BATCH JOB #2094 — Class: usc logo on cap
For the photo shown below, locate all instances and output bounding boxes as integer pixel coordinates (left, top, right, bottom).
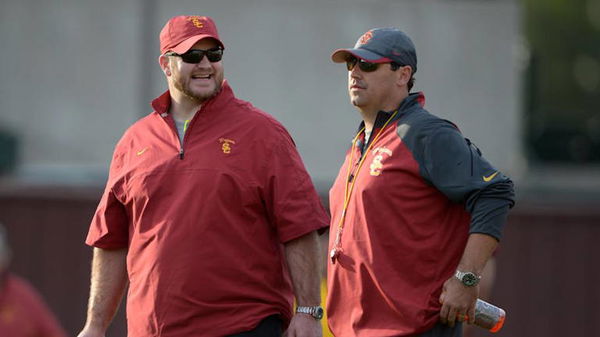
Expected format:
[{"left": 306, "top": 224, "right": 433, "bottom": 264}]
[
  {"left": 358, "top": 31, "right": 374, "bottom": 45},
  {"left": 187, "top": 16, "right": 204, "bottom": 28}
]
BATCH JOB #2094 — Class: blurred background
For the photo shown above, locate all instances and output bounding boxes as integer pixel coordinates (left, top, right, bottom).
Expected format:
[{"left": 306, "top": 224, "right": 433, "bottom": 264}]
[{"left": 0, "top": 0, "right": 598, "bottom": 336}]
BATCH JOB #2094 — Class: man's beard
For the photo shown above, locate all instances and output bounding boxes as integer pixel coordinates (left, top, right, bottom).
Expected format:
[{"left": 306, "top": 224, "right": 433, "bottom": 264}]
[{"left": 174, "top": 76, "right": 222, "bottom": 103}]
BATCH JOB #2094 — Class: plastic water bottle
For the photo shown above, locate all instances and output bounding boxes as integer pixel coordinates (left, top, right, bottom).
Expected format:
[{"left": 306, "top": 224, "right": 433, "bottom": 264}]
[{"left": 466, "top": 299, "right": 506, "bottom": 333}]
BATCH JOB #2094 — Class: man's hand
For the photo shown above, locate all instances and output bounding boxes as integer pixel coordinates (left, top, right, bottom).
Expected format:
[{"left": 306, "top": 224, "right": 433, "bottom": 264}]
[
  {"left": 284, "top": 313, "right": 322, "bottom": 337},
  {"left": 439, "top": 275, "right": 478, "bottom": 327},
  {"left": 439, "top": 233, "right": 498, "bottom": 327}
]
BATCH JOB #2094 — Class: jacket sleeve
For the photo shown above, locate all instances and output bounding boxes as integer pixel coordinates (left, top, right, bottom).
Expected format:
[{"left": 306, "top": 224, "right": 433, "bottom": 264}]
[
  {"left": 418, "top": 120, "right": 515, "bottom": 240},
  {"left": 260, "top": 122, "right": 330, "bottom": 243},
  {"left": 86, "top": 146, "right": 129, "bottom": 249}
]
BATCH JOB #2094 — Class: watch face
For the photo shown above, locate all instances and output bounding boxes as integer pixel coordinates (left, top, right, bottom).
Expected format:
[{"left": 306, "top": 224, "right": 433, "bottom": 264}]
[
  {"left": 314, "top": 307, "right": 324, "bottom": 320},
  {"left": 462, "top": 272, "right": 479, "bottom": 287}
]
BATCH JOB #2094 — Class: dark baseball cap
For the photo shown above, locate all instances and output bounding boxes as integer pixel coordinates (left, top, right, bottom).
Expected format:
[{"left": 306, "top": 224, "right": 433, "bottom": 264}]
[
  {"left": 331, "top": 28, "right": 417, "bottom": 74},
  {"left": 160, "top": 15, "right": 224, "bottom": 55}
]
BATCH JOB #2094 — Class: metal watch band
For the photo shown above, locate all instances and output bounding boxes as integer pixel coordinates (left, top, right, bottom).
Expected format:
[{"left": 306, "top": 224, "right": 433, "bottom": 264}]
[
  {"left": 455, "top": 270, "right": 482, "bottom": 287},
  {"left": 296, "top": 305, "right": 324, "bottom": 320}
]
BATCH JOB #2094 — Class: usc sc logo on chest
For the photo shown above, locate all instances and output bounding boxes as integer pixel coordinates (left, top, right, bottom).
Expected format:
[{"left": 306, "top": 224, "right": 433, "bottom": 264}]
[
  {"left": 369, "top": 147, "right": 392, "bottom": 176},
  {"left": 219, "top": 138, "right": 236, "bottom": 154}
]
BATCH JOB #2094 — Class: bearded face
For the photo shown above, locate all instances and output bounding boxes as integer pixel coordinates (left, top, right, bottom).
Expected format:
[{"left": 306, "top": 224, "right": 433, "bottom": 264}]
[{"left": 165, "top": 38, "right": 225, "bottom": 104}]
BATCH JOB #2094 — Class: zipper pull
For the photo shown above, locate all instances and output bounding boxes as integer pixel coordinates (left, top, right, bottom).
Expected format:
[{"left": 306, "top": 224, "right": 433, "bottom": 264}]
[{"left": 179, "top": 148, "right": 184, "bottom": 160}]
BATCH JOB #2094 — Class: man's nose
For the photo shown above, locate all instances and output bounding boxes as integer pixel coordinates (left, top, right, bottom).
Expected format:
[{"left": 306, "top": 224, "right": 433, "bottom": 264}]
[
  {"left": 350, "top": 66, "right": 362, "bottom": 79},
  {"left": 196, "top": 55, "right": 212, "bottom": 68}
]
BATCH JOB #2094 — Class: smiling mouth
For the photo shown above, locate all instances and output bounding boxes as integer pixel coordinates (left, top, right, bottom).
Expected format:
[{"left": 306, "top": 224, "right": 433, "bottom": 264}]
[{"left": 192, "top": 74, "right": 212, "bottom": 80}]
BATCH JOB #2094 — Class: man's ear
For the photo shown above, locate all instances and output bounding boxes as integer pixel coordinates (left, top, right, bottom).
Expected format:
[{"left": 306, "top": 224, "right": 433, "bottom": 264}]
[
  {"left": 397, "top": 65, "right": 412, "bottom": 87},
  {"left": 159, "top": 55, "right": 172, "bottom": 76}
]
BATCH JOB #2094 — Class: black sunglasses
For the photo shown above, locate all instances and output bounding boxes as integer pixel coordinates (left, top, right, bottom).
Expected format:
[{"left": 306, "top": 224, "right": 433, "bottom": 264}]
[
  {"left": 165, "top": 47, "right": 224, "bottom": 64},
  {"left": 346, "top": 56, "right": 401, "bottom": 72}
]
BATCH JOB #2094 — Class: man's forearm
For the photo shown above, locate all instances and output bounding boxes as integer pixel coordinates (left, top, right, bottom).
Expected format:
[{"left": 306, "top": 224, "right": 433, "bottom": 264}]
[
  {"left": 284, "top": 231, "right": 321, "bottom": 306},
  {"left": 439, "top": 233, "right": 499, "bottom": 326},
  {"left": 457, "top": 233, "right": 498, "bottom": 275},
  {"left": 83, "top": 247, "right": 128, "bottom": 332}
]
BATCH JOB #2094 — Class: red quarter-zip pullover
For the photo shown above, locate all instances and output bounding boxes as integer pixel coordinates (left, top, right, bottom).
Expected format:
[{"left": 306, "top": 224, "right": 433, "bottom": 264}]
[{"left": 86, "top": 81, "right": 329, "bottom": 336}]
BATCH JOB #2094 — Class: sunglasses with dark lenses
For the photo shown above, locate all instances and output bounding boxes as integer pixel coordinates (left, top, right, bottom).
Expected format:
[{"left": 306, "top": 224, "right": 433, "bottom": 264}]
[
  {"left": 165, "top": 47, "right": 223, "bottom": 64},
  {"left": 346, "top": 56, "right": 401, "bottom": 72}
]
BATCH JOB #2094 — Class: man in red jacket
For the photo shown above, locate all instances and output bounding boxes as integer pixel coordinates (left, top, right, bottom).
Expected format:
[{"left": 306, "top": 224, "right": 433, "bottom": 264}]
[
  {"left": 78, "top": 16, "right": 328, "bottom": 337},
  {"left": 326, "top": 28, "right": 515, "bottom": 336},
  {"left": 0, "top": 224, "right": 68, "bottom": 337}
]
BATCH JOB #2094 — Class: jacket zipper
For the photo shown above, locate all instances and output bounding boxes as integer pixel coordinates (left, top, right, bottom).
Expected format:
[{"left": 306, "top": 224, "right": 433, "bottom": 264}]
[
  {"left": 178, "top": 110, "right": 202, "bottom": 160},
  {"left": 159, "top": 104, "right": 204, "bottom": 160},
  {"left": 160, "top": 113, "right": 188, "bottom": 160}
]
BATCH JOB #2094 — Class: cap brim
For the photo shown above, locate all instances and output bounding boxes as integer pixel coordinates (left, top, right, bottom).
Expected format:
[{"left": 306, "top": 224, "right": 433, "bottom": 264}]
[
  {"left": 331, "top": 48, "right": 392, "bottom": 63},
  {"left": 170, "top": 34, "right": 224, "bottom": 54}
]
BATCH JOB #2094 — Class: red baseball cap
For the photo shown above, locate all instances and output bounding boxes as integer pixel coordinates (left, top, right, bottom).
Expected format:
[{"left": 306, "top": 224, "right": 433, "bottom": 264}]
[{"left": 159, "top": 15, "right": 224, "bottom": 54}]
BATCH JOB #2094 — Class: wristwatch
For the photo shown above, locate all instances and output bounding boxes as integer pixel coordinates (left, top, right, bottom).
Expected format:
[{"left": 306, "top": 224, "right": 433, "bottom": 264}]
[
  {"left": 296, "top": 305, "right": 324, "bottom": 320},
  {"left": 455, "top": 270, "right": 481, "bottom": 287}
]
